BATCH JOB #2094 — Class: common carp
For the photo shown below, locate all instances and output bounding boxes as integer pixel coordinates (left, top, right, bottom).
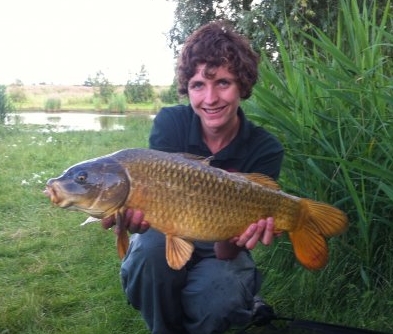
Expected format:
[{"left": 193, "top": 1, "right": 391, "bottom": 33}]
[{"left": 44, "top": 148, "right": 348, "bottom": 270}]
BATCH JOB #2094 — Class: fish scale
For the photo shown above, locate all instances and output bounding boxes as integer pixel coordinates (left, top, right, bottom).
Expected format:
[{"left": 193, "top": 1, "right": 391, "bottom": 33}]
[{"left": 44, "top": 148, "right": 348, "bottom": 270}]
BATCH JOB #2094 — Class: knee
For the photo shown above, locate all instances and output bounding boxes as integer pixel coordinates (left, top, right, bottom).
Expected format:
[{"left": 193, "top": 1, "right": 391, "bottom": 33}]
[
  {"left": 120, "top": 232, "right": 167, "bottom": 285},
  {"left": 183, "top": 297, "right": 251, "bottom": 334}
]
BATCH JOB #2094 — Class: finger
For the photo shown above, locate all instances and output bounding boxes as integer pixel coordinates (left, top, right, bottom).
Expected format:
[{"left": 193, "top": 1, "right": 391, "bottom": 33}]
[
  {"left": 245, "top": 220, "right": 266, "bottom": 249},
  {"left": 229, "top": 236, "right": 239, "bottom": 244},
  {"left": 101, "top": 216, "right": 115, "bottom": 229},
  {"left": 131, "top": 209, "right": 145, "bottom": 224},
  {"left": 138, "top": 220, "right": 150, "bottom": 234},
  {"left": 260, "top": 217, "right": 275, "bottom": 245},
  {"left": 126, "top": 209, "right": 149, "bottom": 233},
  {"left": 235, "top": 223, "right": 258, "bottom": 248}
]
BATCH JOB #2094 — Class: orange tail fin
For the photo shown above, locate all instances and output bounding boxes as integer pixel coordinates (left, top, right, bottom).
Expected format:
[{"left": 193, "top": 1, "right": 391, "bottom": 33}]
[{"left": 289, "top": 199, "right": 348, "bottom": 270}]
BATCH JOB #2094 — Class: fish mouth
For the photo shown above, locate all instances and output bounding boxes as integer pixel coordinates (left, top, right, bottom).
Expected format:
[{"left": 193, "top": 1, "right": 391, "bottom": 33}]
[
  {"left": 43, "top": 186, "right": 58, "bottom": 203},
  {"left": 44, "top": 185, "right": 113, "bottom": 217},
  {"left": 43, "top": 185, "right": 72, "bottom": 208}
]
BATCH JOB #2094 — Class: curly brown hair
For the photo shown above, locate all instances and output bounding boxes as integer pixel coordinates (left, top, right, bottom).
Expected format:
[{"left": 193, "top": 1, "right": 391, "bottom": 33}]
[{"left": 177, "top": 21, "right": 259, "bottom": 99}]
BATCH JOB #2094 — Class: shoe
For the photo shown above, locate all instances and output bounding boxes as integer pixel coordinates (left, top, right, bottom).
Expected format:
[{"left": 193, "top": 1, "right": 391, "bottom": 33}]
[{"left": 252, "top": 296, "right": 277, "bottom": 325}]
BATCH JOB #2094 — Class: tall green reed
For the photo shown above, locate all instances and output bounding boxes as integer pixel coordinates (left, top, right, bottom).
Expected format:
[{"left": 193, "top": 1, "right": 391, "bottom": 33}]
[
  {"left": 244, "top": 0, "right": 393, "bottom": 293},
  {"left": 108, "top": 93, "right": 127, "bottom": 113}
]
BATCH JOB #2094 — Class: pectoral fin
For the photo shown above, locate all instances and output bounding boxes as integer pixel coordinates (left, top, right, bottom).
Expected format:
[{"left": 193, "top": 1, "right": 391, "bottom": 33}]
[
  {"left": 165, "top": 235, "right": 194, "bottom": 270},
  {"left": 80, "top": 216, "right": 101, "bottom": 226},
  {"left": 115, "top": 211, "right": 129, "bottom": 259},
  {"left": 117, "top": 229, "right": 130, "bottom": 259}
]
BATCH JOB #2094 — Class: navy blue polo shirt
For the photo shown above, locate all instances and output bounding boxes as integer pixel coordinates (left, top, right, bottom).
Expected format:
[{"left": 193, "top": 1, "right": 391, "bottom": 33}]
[{"left": 149, "top": 104, "right": 284, "bottom": 180}]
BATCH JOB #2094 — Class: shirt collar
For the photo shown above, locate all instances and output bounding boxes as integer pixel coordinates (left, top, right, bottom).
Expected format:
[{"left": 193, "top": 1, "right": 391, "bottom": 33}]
[{"left": 188, "top": 106, "right": 252, "bottom": 160}]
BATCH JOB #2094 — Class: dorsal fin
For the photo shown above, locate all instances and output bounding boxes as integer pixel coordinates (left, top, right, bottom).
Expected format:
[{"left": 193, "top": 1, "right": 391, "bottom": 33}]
[
  {"left": 165, "top": 235, "right": 194, "bottom": 270},
  {"left": 180, "top": 153, "right": 213, "bottom": 166},
  {"left": 236, "top": 173, "right": 280, "bottom": 190}
]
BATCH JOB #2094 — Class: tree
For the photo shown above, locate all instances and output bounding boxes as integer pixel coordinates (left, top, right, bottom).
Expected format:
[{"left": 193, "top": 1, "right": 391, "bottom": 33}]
[
  {"left": 160, "top": 79, "right": 179, "bottom": 104},
  {"left": 85, "top": 71, "right": 115, "bottom": 103},
  {"left": 124, "top": 65, "right": 154, "bottom": 103},
  {"left": 168, "top": 0, "right": 392, "bottom": 57},
  {"left": 0, "top": 85, "right": 13, "bottom": 124},
  {"left": 168, "top": 0, "right": 240, "bottom": 55}
]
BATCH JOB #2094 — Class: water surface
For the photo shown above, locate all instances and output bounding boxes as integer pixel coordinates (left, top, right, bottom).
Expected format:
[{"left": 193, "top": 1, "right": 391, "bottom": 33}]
[{"left": 6, "top": 112, "right": 130, "bottom": 132}]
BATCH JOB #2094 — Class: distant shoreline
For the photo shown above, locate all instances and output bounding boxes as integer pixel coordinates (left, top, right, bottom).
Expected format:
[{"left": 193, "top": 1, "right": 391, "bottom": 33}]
[{"left": 6, "top": 84, "right": 171, "bottom": 113}]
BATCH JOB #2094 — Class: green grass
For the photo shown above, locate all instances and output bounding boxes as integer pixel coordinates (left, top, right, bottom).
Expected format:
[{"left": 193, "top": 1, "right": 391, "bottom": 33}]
[{"left": 0, "top": 118, "right": 152, "bottom": 334}]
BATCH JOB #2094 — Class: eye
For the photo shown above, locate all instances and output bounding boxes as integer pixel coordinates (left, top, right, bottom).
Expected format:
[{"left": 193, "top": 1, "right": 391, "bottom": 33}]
[
  {"left": 188, "top": 81, "right": 204, "bottom": 91},
  {"left": 217, "top": 79, "right": 231, "bottom": 88},
  {"left": 75, "top": 171, "right": 88, "bottom": 184}
]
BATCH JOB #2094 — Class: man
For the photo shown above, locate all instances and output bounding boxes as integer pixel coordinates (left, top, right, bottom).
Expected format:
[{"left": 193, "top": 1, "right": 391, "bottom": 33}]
[{"left": 104, "top": 21, "right": 284, "bottom": 334}]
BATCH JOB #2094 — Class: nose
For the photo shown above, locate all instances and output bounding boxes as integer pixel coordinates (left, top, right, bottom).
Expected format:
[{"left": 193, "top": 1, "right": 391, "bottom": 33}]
[{"left": 204, "top": 86, "right": 219, "bottom": 105}]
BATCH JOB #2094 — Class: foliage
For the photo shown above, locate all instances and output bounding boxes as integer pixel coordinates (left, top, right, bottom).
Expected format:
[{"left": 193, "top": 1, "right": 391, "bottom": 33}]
[
  {"left": 85, "top": 70, "right": 115, "bottom": 103},
  {"left": 243, "top": 0, "right": 393, "bottom": 329},
  {"left": 0, "top": 85, "right": 13, "bottom": 123},
  {"left": 159, "top": 80, "right": 179, "bottom": 104},
  {"left": 124, "top": 65, "right": 154, "bottom": 103},
  {"left": 108, "top": 93, "right": 127, "bottom": 113},
  {"left": 169, "top": 0, "right": 392, "bottom": 56},
  {"left": 44, "top": 97, "right": 61, "bottom": 112},
  {"left": 168, "top": 0, "right": 232, "bottom": 55}
]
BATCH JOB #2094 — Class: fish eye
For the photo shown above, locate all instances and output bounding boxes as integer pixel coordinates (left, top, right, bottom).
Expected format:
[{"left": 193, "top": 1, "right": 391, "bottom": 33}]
[{"left": 75, "top": 171, "right": 88, "bottom": 184}]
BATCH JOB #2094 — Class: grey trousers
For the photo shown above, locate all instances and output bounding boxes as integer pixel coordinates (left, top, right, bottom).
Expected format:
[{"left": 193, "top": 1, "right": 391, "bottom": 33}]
[{"left": 120, "top": 229, "right": 261, "bottom": 334}]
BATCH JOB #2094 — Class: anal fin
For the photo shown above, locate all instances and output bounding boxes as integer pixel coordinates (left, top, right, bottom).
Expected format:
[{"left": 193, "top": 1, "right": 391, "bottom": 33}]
[{"left": 166, "top": 235, "right": 194, "bottom": 270}]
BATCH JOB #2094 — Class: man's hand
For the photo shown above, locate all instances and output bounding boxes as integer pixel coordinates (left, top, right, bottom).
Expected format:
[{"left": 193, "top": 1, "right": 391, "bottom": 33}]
[
  {"left": 101, "top": 209, "right": 150, "bottom": 234},
  {"left": 233, "top": 217, "right": 275, "bottom": 249},
  {"left": 214, "top": 217, "right": 278, "bottom": 260}
]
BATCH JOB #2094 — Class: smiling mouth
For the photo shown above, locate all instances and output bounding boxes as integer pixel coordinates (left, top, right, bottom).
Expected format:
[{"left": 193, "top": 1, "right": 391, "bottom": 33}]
[{"left": 203, "top": 106, "right": 225, "bottom": 114}]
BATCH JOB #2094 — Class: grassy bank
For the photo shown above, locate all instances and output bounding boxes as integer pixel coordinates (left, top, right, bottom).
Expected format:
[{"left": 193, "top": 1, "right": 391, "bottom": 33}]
[
  {"left": 1, "top": 120, "right": 392, "bottom": 333},
  {"left": 0, "top": 118, "right": 153, "bottom": 333}
]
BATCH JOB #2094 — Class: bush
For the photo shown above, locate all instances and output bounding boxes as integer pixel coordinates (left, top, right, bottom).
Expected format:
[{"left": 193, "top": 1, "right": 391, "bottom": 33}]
[
  {"left": 0, "top": 85, "right": 13, "bottom": 123},
  {"left": 86, "top": 71, "right": 115, "bottom": 103},
  {"left": 44, "top": 97, "right": 61, "bottom": 112},
  {"left": 108, "top": 93, "right": 127, "bottom": 113},
  {"left": 159, "top": 81, "right": 179, "bottom": 104},
  {"left": 124, "top": 65, "right": 155, "bottom": 103}
]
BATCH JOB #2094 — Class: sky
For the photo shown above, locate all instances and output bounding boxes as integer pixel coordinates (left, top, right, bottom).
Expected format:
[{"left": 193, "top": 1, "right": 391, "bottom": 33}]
[{"left": 0, "top": 0, "right": 176, "bottom": 86}]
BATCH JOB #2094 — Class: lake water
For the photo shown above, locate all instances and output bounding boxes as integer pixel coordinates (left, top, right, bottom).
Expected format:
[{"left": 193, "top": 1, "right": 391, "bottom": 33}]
[{"left": 5, "top": 112, "right": 142, "bottom": 132}]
